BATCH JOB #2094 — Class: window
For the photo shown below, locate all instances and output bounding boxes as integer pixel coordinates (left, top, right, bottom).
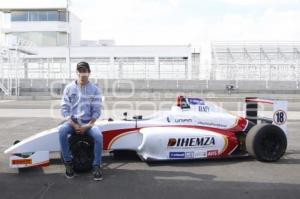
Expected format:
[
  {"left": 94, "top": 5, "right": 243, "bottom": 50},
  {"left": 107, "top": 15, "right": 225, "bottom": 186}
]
[
  {"left": 57, "top": 32, "right": 67, "bottom": 46},
  {"left": 8, "top": 31, "right": 68, "bottom": 46},
  {"left": 30, "top": 11, "right": 39, "bottom": 21},
  {"left": 11, "top": 11, "right": 28, "bottom": 21},
  {"left": 38, "top": 11, "right": 47, "bottom": 21},
  {"left": 47, "top": 11, "right": 58, "bottom": 21},
  {"left": 11, "top": 10, "right": 68, "bottom": 22},
  {"left": 58, "top": 11, "right": 67, "bottom": 21},
  {"left": 42, "top": 32, "right": 56, "bottom": 46}
]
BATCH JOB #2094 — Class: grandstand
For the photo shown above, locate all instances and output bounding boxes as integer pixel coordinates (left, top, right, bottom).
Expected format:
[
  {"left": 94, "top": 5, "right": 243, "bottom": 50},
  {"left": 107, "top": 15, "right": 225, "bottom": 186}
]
[{"left": 211, "top": 41, "right": 300, "bottom": 81}]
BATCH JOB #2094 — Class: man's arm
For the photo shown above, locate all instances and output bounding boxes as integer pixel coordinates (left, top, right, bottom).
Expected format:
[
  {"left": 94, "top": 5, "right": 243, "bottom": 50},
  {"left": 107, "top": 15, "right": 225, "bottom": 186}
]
[
  {"left": 61, "top": 86, "right": 80, "bottom": 130},
  {"left": 91, "top": 87, "right": 102, "bottom": 121},
  {"left": 86, "top": 118, "right": 97, "bottom": 127},
  {"left": 61, "top": 86, "right": 71, "bottom": 119}
]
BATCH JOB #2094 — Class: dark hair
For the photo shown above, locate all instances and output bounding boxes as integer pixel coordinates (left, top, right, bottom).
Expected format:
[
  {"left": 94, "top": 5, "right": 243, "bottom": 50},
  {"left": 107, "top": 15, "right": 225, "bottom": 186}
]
[{"left": 76, "top": 62, "right": 91, "bottom": 73}]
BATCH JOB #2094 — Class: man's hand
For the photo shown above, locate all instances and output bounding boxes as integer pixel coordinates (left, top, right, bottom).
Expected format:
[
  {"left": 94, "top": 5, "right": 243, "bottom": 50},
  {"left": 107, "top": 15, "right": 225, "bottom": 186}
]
[
  {"left": 68, "top": 118, "right": 96, "bottom": 134},
  {"left": 76, "top": 119, "right": 96, "bottom": 134},
  {"left": 77, "top": 124, "right": 92, "bottom": 134},
  {"left": 68, "top": 118, "right": 82, "bottom": 134}
]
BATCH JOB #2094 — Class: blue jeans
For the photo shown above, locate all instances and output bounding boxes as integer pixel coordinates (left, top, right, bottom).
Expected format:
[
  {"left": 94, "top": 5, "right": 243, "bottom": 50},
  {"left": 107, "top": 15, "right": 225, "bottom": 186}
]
[{"left": 59, "top": 122, "right": 103, "bottom": 166}]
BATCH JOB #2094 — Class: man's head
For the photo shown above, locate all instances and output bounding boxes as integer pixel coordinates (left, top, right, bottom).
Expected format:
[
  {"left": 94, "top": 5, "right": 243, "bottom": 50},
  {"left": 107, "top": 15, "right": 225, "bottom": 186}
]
[{"left": 76, "top": 62, "right": 91, "bottom": 85}]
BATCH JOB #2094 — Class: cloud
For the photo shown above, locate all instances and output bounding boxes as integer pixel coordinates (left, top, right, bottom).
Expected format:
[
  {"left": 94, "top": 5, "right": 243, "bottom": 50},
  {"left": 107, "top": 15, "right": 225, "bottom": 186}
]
[
  {"left": 70, "top": 0, "right": 181, "bottom": 42},
  {"left": 2, "top": 0, "right": 300, "bottom": 44},
  {"left": 168, "top": 0, "right": 181, "bottom": 7},
  {"left": 76, "top": 1, "right": 300, "bottom": 45},
  {"left": 0, "top": 0, "right": 66, "bottom": 9},
  {"left": 218, "top": 0, "right": 300, "bottom": 6},
  {"left": 209, "top": 9, "right": 300, "bottom": 41}
]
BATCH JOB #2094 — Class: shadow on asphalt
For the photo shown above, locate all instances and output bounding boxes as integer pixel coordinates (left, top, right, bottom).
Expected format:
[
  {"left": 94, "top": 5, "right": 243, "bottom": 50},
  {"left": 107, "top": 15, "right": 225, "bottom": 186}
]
[{"left": 45, "top": 150, "right": 300, "bottom": 168}]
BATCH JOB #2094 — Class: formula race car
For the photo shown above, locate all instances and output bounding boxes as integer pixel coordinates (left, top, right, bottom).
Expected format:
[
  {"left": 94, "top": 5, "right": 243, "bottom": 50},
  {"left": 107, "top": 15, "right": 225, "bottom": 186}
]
[{"left": 4, "top": 96, "right": 288, "bottom": 172}]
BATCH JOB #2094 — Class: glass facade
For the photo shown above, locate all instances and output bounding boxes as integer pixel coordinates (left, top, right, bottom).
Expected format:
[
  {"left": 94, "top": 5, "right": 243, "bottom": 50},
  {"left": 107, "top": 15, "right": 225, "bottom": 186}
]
[
  {"left": 7, "top": 32, "right": 67, "bottom": 46},
  {"left": 11, "top": 10, "right": 68, "bottom": 22},
  {"left": 11, "top": 11, "right": 28, "bottom": 21}
]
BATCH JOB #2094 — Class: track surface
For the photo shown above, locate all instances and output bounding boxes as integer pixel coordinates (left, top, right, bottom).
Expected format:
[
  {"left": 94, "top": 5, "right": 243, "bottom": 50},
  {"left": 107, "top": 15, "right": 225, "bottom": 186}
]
[{"left": 0, "top": 100, "right": 299, "bottom": 199}]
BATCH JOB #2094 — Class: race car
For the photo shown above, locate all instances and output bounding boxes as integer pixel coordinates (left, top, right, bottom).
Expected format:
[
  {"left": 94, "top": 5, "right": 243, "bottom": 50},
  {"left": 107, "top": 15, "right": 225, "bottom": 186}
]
[{"left": 4, "top": 96, "right": 288, "bottom": 172}]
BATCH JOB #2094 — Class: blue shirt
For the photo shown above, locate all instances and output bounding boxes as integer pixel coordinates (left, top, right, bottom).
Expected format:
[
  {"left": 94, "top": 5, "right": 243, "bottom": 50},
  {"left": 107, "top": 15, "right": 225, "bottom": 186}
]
[{"left": 61, "top": 81, "right": 102, "bottom": 124}]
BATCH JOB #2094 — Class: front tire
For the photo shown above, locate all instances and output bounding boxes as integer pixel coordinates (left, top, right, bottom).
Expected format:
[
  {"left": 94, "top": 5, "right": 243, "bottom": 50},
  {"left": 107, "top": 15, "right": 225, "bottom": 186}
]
[
  {"left": 69, "top": 134, "right": 94, "bottom": 172},
  {"left": 246, "top": 124, "right": 287, "bottom": 162}
]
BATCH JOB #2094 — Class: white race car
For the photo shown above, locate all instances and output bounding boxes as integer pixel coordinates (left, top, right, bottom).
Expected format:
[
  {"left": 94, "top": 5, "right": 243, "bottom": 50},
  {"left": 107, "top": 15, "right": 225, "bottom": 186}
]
[{"left": 4, "top": 96, "right": 288, "bottom": 172}]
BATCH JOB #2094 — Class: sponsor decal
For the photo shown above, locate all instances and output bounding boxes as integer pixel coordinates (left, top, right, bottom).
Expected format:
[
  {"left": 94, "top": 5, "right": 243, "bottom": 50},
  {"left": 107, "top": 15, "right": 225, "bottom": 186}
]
[
  {"left": 12, "top": 159, "right": 32, "bottom": 165},
  {"left": 168, "top": 137, "right": 216, "bottom": 148},
  {"left": 185, "top": 152, "right": 194, "bottom": 158},
  {"left": 188, "top": 98, "right": 205, "bottom": 105},
  {"left": 194, "top": 151, "right": 207, "bottom": 158},
  {"left": 169, "top": 152, "right": 185, "bottom": 158},
  {"left": 197, "top": 121, "right": 227, "bottom": 128},
  {"left": 198, "top": 105, "right": 210, "bottom": 112},
  {"left": 169, "top": 152, "right": 195, "bottom": 159},
  {"left": 207, "top": 150, "right": 219, "bottom": 157},
  {"left": 168, "top": 138, "right": 177, "bottom": 146},
  {"left": 174, "top": 118, "right": 193, "bottom": 123},
  {"left": 166, "top": 117, "right": 171, "bottom": 123},
  {"left": 273, "top": 110, "right": 287, "bottom": 125}
]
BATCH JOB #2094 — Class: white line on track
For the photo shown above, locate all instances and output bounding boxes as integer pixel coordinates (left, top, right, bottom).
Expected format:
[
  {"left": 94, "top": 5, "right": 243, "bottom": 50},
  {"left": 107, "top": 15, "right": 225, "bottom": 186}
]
[{"left": 0, "top": 100, "right": 15, "bottom": 103}]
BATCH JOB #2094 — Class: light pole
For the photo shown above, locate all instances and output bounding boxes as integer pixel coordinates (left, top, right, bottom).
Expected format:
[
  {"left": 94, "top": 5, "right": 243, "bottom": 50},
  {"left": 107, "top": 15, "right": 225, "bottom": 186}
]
[{"left": 66, "top": 0, "right": 71, "bottom": 80}]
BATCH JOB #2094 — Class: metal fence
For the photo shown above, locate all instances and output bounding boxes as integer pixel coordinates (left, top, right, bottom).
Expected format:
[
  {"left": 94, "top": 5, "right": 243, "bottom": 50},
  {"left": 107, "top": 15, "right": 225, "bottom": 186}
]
[
  {"left": 211, "top": 41, "right": 300, "bottom": 81},
  {"left": 2, "top": 41, "right": 300, "bottom": 96},
  {"left": 0, "top": 56, "right": 190, "bottom": 80}
]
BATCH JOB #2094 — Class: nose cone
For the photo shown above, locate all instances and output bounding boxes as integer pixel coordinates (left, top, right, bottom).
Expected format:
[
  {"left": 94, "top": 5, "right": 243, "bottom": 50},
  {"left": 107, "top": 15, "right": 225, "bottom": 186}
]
[{"left": 4, "top": 145, "right": 16, "bottom": 154}]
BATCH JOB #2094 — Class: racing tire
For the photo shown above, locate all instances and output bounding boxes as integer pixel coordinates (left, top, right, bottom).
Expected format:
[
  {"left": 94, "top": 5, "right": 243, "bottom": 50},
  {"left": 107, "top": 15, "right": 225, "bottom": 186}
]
[
  {"left": 69, "top": 134, "right": 94, "bottom": 172},
  {"left": 246, "top": 124, "right": 287, "bottom": 162},
  {"left": 13, "top": 140, "right": 20, "bottom": 145}
]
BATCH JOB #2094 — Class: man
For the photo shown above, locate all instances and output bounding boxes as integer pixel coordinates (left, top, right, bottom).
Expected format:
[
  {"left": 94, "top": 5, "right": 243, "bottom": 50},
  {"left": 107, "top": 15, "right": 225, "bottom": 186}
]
[{"left": 59, "top": 61, "right": 103, "bottom": 181}]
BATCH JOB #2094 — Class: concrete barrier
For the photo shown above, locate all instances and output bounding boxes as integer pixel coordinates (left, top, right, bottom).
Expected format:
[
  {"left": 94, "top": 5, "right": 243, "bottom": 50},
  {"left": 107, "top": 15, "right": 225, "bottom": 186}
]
[{"left": 1, "top": 78, "right": 299, "bottom": 99}]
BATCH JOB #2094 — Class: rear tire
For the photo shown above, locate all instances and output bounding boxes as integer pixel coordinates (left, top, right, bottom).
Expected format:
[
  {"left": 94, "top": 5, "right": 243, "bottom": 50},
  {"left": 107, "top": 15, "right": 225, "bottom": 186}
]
[{"left": 246, "top": 124, "right": 287, "bottom": 162}]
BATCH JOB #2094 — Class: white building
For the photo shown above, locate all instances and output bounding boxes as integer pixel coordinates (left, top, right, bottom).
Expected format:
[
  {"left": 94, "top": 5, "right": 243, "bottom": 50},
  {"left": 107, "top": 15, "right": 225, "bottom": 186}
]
[
  {"left": 0, "top": 1, "right": 81, "bottom": 46},
  {"left": 0, "top": 2, "right": 200, "bottom": 81}
]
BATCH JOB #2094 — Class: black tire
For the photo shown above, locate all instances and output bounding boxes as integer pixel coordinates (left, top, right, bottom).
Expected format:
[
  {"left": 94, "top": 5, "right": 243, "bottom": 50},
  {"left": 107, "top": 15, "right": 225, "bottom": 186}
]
[
  {"left": 13, "top": 140, "right": 20, "bottom": 145},
  {"left": 246, "top": 124, "right": 287, "bottom": 162},
  {"left": 69, "top": 134, "right": 94, "bottom": 172}
]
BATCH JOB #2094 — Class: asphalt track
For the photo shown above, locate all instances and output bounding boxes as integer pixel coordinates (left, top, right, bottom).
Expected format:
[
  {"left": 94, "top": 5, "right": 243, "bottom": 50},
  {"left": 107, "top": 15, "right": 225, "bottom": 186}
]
[{"left": 0, "top": 100, "right": 299, "bottom": 199}]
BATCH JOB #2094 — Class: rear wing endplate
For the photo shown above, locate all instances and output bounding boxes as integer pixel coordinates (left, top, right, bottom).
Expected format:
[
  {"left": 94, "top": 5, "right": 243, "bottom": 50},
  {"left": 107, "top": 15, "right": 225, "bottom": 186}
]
[{"left": 245, "top": 97, "right": 288, "bottom": 134}]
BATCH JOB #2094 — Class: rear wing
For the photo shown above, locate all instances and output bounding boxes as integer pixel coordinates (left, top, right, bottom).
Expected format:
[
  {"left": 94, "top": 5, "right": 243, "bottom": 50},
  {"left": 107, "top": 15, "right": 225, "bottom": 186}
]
[{"left": 245, "top": 97, "right": 288, "bottom": 134}]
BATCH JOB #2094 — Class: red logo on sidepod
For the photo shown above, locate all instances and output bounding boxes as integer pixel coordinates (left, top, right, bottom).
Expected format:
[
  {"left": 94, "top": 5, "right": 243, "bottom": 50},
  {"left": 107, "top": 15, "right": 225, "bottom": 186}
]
[{"left": 207, "top": 150, "right": 218, "bottom": 157}]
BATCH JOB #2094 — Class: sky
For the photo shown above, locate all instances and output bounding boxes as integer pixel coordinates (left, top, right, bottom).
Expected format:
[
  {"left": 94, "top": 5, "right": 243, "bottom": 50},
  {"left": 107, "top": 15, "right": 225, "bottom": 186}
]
[{"left": 1, "top": 0, "right": 300, "bottom": 45}]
